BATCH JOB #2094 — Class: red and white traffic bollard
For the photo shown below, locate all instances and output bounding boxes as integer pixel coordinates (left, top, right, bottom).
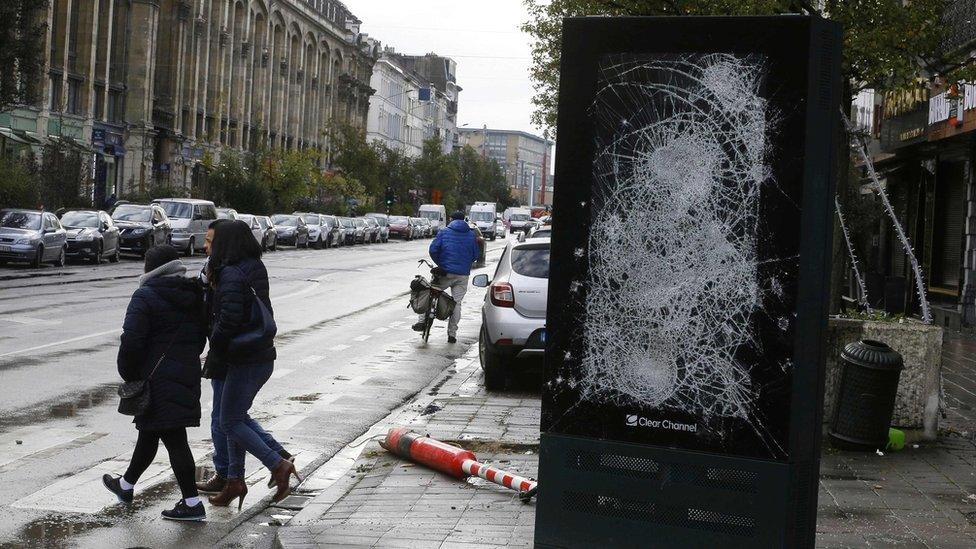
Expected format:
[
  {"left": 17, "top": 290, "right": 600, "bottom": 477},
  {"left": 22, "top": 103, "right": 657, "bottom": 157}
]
[{"left": 381, "top": 427, "right": 538, "bottom": 495}]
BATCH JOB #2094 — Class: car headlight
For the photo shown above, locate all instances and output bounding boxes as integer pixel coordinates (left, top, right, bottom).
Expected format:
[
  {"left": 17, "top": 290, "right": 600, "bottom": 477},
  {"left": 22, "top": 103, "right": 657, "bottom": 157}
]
[
  {"left": 14, "top": 238, "right": 36, "bottom": 245},
  {"left": 131, "top": 228, "right": 149, "bottom": 236},
  {"left": 77, "top": 231, "right": 95, "bottom": 241}
]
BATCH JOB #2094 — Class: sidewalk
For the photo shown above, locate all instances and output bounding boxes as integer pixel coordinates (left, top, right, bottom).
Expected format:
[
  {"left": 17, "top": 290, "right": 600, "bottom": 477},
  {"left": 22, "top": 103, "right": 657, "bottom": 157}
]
[{"left": 276, "top": 335, "right": 976, "bottom": 548}]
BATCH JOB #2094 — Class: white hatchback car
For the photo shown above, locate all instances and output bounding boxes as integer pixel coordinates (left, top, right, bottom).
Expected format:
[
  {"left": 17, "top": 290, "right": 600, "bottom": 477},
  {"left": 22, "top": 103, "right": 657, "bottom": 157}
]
[{"left": 472, "top": 238, "right": 549, "bottom": 390}]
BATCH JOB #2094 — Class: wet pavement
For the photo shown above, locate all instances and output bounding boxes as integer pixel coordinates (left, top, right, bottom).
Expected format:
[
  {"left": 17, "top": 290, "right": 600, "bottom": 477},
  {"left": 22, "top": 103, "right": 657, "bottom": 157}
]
[
  {"left": 0, "top": 237, "right": 507, "bottom": 548},
  {"left": 275, "top": 333, "right": 976, "bottom": 549}
]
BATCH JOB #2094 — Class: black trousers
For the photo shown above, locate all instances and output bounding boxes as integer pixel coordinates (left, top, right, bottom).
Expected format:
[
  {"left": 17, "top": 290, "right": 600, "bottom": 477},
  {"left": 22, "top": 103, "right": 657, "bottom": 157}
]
[{"left": 123, "top": 428, "right": 198, "bottom": 499}]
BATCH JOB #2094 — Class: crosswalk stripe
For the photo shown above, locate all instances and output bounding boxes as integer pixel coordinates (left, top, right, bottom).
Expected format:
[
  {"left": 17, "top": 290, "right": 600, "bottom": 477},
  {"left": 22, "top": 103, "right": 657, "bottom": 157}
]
[
  {"left": 328, "top": 344, "right": 350, "bottom": 351},
  {"left": 353, "top": 335, "right": 371, "bottom": 342}
]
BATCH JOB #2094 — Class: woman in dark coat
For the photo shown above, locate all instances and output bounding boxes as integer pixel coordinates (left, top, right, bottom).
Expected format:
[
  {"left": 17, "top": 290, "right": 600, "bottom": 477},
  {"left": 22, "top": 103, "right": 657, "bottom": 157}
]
[
  {"left": 205, "top": 220, "right": 298, "bottom": 509},
  {"left": 102, "top": 245, "right": 208, "bottom": 521}
]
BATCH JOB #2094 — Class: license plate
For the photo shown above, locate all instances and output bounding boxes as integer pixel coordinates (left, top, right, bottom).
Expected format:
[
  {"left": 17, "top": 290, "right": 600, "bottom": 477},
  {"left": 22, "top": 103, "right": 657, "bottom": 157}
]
[{"left": 0, "top": 245, "right": 10, "bottom": 252}]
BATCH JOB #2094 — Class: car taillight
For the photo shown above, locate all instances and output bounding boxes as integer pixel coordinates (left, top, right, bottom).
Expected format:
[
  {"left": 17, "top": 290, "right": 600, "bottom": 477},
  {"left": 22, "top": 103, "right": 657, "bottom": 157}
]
[{"left": 491, "top": 282, "right": 515, "bottom": 308}]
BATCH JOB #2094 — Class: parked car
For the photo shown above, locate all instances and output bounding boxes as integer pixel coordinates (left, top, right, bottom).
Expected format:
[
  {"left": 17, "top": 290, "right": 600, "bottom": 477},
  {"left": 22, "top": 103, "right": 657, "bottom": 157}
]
[
  {"left": 271, "top": 214, "right": 310, "bottom": 247},
  {"left": 352, "top": 217, "right": 368, "bottom": 244},
  {"left": 216, "top": 208, "right": 238, "bottom": 220},
  {"left": 506, "top": 211, "right": 534, "bottom": 235},
  {"left": 418, "top": 204, "right": 447, "bottom": 235},
  {"left": 339, "top": 217, "right": 356, "bottom": 245},
  {"left": 495, "top": 217, "right": 508, "bottom": 239},
  {"left": 409, "top": 217, "right": 427, "bottom": 239},
  {"left": 321, "top": 215, "right": 343, "bottom": 248},
  {"left": 0, "top": 209, "right": 68, "bottom": 268},
  {"left": 470, "top": 202, "right": 498, "bottom": 240},
  {"left": 237, "top": 214, "right": 267, "bottom": 248},
  {"left": 256, "top": 215, "right": 278, "bottom": 251},
  {"left": 60, "top": 209, "right": 121, "bottom": 264},
  {"left": 112, "top": 203, "right": 172, "bottom": 256},
  {"left": 365, "top": 213, "right": 390, "bottom": 243},
  {"left": 528, "top": 225, "right": 552, "bottom": 239},
  {"left": 388, "top": 215, "right": 413, "bottom": 240},
  {"left": 154, "top": 198, "right": 217, "bottom": 256},
  {"left": 472, "top": 237, "right": 550, "bottom": 389},
  {"left": 296, "top": 212, "right": 329, "bottom": 249},
  {"left": 364, "top": 217, "right": 382, "bottom": 243},
  {"left": 419, "top": 218, "right": 434, "bottom": 238}
]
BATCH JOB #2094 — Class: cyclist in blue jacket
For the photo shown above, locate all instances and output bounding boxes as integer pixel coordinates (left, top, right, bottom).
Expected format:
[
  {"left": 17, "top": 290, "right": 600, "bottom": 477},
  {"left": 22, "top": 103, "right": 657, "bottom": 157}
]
[{"left": 413, "top": 210, "right": 482, "bottom": 343}]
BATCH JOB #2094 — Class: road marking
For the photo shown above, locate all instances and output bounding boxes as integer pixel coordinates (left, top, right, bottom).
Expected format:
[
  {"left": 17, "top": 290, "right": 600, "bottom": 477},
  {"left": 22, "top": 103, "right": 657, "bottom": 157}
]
[
  {"left": 0, "top": 427, "right": 88, "bottom": 469},
  {"left": 298, "top": 355, "right": 324, "bottom": 365},
  {"left": 0, "top": 315, "right": 63, "bottom": 326},
  {"left": 372, "top": 327, "right": 389, "bottom": 334},
  {"left": 12, "top": 457, "right": 171, "bottom": 513},
  {"left": 352, "top": 335, "right": 371, "bottom": 342},
  {"left": 0, "top": 329, "right": 119, "bottom": 359},
  {"left": 328, "top": 344, "right": 350, "bottom": 352},
  {"left": 271, "top": 368, "right": 294, "bottom": 379},
  {"left": 268, "top": 414, "right": 307, "bottom": 431},
  {"left": 388, "top": 321, "right": 405, "bottom": 328}
]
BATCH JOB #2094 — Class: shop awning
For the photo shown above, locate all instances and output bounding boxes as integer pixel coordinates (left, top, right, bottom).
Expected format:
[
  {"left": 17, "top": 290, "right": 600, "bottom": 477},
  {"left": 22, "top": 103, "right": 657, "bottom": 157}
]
[{"left": 0, "top": 128, "right": 36, "bottom": 146}]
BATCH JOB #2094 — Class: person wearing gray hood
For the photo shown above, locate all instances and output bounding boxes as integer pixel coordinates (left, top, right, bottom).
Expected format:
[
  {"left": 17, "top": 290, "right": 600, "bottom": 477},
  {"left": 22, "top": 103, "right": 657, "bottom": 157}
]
[{"left": 102, "top": 245, "right": 208, "bottom": 521}]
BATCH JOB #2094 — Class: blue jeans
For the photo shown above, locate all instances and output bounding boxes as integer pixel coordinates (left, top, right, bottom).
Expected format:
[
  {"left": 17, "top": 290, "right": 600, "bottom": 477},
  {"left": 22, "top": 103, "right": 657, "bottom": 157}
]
[
  {"left": 210, "top": 378, "right": 284, "bottom": 478},
  {"left": 216, "top": 363, "right": 284, "bottom": 479}
]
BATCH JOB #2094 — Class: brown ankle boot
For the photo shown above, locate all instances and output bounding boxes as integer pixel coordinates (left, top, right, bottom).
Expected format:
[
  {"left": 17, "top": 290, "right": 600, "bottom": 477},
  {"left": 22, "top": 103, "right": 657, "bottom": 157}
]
[
  {"left": 268, "top": 454, "right": 296, "bottom": 488},
  {"left": 270, "top": 460, "right": 302, "bottom": 502},
  {"left": 196, "top": 473, "right": 226, "bottom": 494},
  {"left": 208, "top": 478, "right": 248, "bottom": 511}
]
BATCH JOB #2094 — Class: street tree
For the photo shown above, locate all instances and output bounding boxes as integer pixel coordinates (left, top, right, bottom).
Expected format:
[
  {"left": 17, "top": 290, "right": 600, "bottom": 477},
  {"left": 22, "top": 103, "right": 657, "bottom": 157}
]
[
  {"left": 414, "top": 137, "right": 460, "bottom": 209},
  {"left": 0, "top": 0, "right": 48, "bottom": 113},
  {"left": 522, "top": 0, "right": 949, "bottom": 136},
  {"left": 522, "top": 0, "right": 950, "bottom": 312}
]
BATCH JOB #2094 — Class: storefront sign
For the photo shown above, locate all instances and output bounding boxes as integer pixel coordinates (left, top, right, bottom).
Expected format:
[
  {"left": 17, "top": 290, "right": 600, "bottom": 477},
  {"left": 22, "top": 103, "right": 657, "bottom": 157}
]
[{"left": 929, "top": 82, "right": 976, "bottom": 142}]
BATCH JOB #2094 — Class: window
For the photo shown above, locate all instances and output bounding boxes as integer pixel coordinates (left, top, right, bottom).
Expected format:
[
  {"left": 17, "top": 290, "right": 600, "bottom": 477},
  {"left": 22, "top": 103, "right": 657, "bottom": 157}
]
[
  {"left": 66, "top": 79, "right": 80, "bottom": 114},
  {"left": 49, "top": 77, "right": 62, "bottom": 110},
  {"left": 108, "top": 90, "right": 124, "bottom": 123},
  {"left": 511, "top": 245, "right": 550, "bottom": 279},
  {"left": 94, "top": 85, "right": 105, "bottom": 119},
  {"left": 158, "top": 201, "right": 193, "bottom": 219}
]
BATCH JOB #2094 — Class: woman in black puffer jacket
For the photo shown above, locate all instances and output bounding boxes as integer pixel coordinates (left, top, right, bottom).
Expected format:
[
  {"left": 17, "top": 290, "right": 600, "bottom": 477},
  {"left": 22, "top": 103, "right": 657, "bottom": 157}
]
[
  {"left": 102, "top": 245, "right": 208, "bottom": 521},
  {"left": 205, "top": 220, "right": 298, "bottom": 509}
]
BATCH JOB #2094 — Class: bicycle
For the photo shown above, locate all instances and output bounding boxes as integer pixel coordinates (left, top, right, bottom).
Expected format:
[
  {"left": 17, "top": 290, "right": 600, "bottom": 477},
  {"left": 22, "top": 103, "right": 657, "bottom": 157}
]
[{"left": 410, "top": 259, "right": 454, "bottom": 343}]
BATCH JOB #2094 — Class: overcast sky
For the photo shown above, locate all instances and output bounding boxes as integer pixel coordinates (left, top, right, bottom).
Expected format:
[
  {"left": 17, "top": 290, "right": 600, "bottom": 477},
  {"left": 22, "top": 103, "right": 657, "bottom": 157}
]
[{"left": 349, "top": 1, "right": 540, "bottom": 137}]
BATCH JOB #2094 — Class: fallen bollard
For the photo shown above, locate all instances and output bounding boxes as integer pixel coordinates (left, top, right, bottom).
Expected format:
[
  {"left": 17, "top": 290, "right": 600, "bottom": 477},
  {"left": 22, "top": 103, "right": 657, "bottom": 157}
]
[{"left": 381, "top": 427, "right": 538, "bottom": 496}]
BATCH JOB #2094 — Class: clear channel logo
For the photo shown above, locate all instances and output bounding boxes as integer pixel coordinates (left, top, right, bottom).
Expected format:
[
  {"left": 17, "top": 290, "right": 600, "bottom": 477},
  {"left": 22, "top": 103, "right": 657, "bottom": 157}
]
[{"left": 624, "top": 414, "right": 698, "bottom": 433}]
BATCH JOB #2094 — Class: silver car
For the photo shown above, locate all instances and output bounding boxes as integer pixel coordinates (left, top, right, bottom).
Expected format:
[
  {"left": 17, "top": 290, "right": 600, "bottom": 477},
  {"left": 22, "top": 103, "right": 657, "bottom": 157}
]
[
  {"left": 471, "top": 238, "right": 550, "bottom": 390},
  {"left": 0, "top": 209, "right": 68, "bottom": 268}
]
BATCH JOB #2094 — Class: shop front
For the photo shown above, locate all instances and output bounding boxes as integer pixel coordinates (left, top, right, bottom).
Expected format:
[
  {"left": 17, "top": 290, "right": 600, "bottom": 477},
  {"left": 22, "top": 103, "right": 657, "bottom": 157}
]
[
  {"left": 91, "top": 125, "right": 125, "bottom": 209},
  {"left": 872, "top": 81, "right": 976, "bottom": 329}
]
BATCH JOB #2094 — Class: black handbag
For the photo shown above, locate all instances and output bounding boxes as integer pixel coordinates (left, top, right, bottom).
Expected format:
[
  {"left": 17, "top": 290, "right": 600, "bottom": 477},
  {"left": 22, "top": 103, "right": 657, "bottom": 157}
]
[
  {"left": 118, "top": 315, "right": 184, "bottom": 417},
  {"left": 229, "top": 286, "right": 277, "bottom": 352}
]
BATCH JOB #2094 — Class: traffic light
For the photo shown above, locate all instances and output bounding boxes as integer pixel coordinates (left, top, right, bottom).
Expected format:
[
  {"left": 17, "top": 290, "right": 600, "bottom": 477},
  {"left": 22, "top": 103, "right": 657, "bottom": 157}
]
[{"left": 385, "top": 188, "right": 395, "bottom": 205}]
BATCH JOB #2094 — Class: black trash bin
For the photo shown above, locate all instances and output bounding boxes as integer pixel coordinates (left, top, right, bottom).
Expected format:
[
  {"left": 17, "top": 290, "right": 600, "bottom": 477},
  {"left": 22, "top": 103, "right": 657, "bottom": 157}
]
[{"left": 829, "top": 339, "right": 904, "bottom": 449}]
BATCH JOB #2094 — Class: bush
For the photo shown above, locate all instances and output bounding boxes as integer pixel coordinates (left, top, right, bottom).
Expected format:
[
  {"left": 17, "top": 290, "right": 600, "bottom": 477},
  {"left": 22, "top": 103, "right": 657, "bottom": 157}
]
[{"left": 0, "top": 155, "right": 38, "bottom": 208}]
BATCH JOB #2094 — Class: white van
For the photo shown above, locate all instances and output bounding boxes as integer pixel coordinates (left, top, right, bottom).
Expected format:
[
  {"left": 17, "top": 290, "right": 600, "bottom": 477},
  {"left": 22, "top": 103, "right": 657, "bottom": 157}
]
[
  {"left": 504, "top": 207, "right": 534, "bottom": 235},
  {"left": 153, "top": 198, "right": 218, "bottom": 256},
  {"left": 470, "top": 202, "right": 498, "bottom": 240},
  {"left": 418, "top": 204, "right": 447, "bottom": 235}
]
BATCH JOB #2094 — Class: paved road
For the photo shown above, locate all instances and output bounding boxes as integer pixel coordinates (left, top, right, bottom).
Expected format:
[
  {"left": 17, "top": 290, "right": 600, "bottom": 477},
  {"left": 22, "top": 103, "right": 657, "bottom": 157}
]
[{"left": 0, "top": 236, "right": 506, "bottom": 547}]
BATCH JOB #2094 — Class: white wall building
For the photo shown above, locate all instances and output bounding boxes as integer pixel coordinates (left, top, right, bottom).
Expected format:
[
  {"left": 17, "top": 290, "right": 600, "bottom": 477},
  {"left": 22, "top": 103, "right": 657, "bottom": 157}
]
[{"left": 366, "top": 50, "right": 460, "bottom": 157}]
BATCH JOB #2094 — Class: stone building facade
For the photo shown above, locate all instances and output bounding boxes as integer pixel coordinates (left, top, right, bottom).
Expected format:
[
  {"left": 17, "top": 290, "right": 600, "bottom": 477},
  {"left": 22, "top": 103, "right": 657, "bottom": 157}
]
[
  {"left": 2, "top": 0, "right": 378, "bottom": 205},
  {"left": 366, "top": 50, "right": 460, "bottom": 158}
]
